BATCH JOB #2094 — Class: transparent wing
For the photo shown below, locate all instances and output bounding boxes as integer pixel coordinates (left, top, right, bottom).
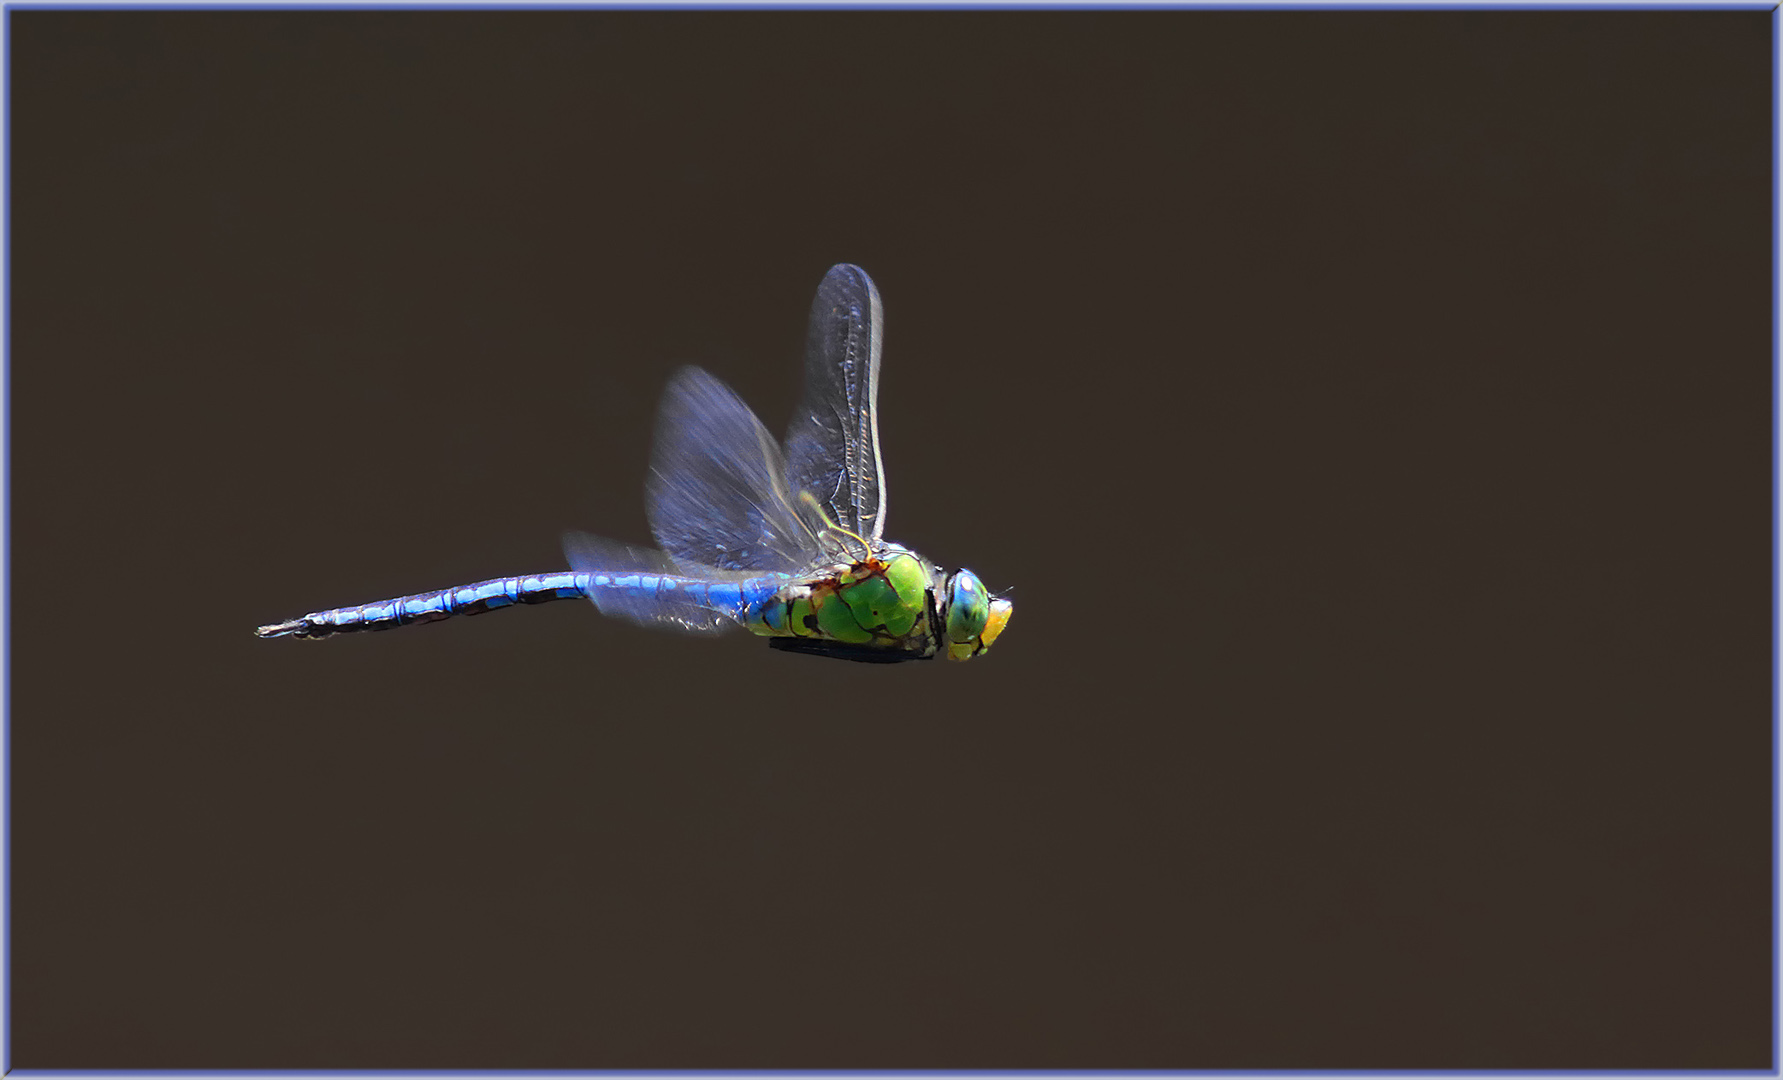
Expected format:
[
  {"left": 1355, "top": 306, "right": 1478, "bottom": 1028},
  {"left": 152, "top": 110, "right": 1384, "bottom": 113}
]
[
  {"left": 563, "top": 531, "right": 747, "bottom": 634},
  {"left": 646, "top": 366, "right": 822, "bottom": 574},
  {"left": 784, "top": 264, "right": 887, "bottom": 546}
]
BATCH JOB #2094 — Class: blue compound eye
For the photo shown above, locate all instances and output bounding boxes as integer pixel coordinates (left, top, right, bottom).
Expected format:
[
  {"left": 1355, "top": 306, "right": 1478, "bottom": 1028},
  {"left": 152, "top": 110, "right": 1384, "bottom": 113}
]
[{"left": 945, "top": 570, "right": 990, "bottom": 644}]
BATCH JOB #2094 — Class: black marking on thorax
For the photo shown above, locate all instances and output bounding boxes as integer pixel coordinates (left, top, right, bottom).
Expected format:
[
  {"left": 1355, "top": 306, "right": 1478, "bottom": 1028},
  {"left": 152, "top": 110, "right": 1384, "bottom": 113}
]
[{"left": 768, "top": 637, "right": 926, "bottom": 663}]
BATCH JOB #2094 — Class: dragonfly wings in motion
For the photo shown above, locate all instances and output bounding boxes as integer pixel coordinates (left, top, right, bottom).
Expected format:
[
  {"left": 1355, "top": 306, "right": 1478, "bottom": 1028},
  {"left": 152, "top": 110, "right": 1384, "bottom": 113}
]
[
  {"left": 257, "top": 264, "right": 1010, "bottom": 662},
  {"left": 784, "top": 263, "right": 887, "bottom": 548}
]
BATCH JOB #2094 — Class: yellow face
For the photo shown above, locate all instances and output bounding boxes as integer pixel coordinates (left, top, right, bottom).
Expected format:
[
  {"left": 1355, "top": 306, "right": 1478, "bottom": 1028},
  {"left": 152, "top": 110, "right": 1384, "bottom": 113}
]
[{"left": 943, "top": 570, "right": 1013, "bottom": 661}]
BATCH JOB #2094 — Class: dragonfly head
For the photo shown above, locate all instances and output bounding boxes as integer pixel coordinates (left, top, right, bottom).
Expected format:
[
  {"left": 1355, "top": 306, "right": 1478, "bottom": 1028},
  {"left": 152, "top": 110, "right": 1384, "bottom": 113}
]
[{"left": 941, "top": 568, "right": 1013, "bottom": 661}]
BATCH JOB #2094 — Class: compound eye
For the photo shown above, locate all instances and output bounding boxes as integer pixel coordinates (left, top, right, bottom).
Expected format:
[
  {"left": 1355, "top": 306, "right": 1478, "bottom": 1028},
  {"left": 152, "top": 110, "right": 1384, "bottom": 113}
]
[{"left": 945, "top": 570, "right": 990, "bottom": 644}]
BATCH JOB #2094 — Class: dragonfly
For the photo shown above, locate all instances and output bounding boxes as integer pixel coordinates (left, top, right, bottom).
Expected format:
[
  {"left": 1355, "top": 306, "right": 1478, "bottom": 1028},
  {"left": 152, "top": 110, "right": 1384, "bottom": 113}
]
[{"left": 255, "top": 264, "right": 1012, "bottom": 663}]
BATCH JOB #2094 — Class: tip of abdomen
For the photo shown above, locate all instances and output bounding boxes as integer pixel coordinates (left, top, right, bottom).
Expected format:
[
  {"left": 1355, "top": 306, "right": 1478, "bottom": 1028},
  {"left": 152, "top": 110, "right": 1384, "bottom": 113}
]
[{"left": 254, "top": 618, "right": 310, "bottom": 639}]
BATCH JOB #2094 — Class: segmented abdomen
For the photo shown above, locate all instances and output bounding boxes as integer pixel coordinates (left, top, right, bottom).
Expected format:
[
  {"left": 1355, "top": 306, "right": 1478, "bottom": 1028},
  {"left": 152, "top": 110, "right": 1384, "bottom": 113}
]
[{"left": 255, "top": 571, "right": 784, "bottom": 639}]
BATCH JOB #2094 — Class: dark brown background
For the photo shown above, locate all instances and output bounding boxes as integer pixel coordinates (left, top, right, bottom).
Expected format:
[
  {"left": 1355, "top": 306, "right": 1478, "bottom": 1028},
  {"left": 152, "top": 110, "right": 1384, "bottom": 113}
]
[{"left": 9, "top": 8, "right": 1772, "bottom": 1070}]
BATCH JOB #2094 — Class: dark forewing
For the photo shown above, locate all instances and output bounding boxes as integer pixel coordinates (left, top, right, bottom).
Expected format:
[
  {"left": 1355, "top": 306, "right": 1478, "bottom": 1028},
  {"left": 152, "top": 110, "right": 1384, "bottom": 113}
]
[
  {"left": 646, "top": 366, "right": 820, "bottom": 574},
  {"left": 783, "top": 264, "right": 887, "bottom": 545}
]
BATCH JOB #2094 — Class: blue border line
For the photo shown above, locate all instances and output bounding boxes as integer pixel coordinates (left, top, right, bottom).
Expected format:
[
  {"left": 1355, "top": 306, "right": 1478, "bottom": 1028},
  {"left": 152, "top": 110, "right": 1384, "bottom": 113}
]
[
  {"left": 5, "top": 2, "right": 14, "bottom": 1075},
  {"left": 0, "top": 2, "right": 1774, "bottom": 9},
  {"left": 0, "top": 2, "right": 1774, "bottom": 1078},
  {"left": 1767, "top": 4, "right": 1781, "bottom": 1066}
]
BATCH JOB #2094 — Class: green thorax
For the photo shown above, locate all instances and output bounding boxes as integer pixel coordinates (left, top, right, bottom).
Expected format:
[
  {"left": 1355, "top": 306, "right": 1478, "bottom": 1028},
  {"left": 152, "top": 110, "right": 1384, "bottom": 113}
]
[{"left": 746, "top": 544, "right": 940, "bottom": 657}]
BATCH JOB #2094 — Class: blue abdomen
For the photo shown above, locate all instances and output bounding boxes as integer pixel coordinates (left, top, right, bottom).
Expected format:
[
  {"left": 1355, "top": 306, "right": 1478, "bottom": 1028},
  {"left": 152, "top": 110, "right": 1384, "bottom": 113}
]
[{"left": 256, "top": 570, "right": 788, "bottom": 640}]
